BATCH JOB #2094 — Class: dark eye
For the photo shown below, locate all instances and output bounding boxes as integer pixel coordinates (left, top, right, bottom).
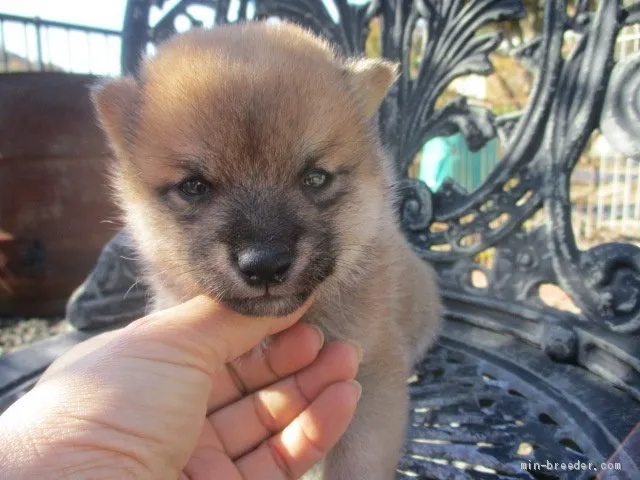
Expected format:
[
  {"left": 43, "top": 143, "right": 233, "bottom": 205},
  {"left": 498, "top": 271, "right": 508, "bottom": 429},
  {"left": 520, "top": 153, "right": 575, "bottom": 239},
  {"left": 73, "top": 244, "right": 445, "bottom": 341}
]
[
  {"left": 302, "top": 168, "right": 331, "bottom": 188},
  {"left": 177, "top": 177, "right": 212, "bottom": 198}
]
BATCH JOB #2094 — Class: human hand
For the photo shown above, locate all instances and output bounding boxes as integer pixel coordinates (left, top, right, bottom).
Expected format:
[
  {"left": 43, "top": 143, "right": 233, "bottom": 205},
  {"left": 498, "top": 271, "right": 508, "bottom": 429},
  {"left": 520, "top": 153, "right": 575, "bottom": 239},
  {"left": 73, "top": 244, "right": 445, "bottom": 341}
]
[{"left": 0, "top": 296, "right": 362, "bottom": 479}]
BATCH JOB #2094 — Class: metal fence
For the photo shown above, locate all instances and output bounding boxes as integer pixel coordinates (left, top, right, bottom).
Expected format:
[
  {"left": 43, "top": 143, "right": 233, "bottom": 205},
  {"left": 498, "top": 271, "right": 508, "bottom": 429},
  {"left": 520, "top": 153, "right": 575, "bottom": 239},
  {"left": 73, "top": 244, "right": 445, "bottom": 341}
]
[{"left": 0, "top": 13, "right": 121, "bottom": 75}]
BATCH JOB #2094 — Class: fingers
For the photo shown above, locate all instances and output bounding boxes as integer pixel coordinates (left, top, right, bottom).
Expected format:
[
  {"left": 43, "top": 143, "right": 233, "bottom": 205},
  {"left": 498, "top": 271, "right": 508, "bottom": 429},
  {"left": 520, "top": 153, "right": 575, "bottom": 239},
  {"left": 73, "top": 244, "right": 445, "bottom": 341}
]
[
  {"left": 207, "top": 322, "right": 324, "bottom": 411},
  {"left": 209, "top": 341, "right": 360, "bottom": 459},
  {"left": 118, "top": 295, "right": 314, "bottom": 375},
  {"left": 236, "top": 380, "right": 362, "bottom": 479}
]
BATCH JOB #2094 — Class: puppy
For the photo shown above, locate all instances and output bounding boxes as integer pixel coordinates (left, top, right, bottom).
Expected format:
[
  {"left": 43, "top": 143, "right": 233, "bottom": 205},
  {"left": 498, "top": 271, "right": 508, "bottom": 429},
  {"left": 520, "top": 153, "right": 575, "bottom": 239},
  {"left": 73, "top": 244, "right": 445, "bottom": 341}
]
[{"left": 93, "top": 21, "right": 442, "bottom": 480}]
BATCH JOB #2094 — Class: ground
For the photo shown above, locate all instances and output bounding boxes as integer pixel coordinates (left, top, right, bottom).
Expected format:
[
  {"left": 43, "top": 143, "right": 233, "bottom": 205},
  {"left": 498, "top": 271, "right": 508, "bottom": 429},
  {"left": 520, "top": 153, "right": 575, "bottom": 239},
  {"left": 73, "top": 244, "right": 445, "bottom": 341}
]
[{"left": 0, "top": 317, "right": 70, "bottom": 355}]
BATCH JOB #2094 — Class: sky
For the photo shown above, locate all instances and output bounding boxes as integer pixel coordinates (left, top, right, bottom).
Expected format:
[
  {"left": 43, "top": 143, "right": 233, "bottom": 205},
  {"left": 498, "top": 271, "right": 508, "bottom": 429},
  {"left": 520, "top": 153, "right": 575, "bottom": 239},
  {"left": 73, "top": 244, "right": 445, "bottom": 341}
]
[
  {"left": 0, "top": 0, "right": 127, "bottom": 30},
  {"left": 0, "top": 0, "right": 127, "bottom": 74}
]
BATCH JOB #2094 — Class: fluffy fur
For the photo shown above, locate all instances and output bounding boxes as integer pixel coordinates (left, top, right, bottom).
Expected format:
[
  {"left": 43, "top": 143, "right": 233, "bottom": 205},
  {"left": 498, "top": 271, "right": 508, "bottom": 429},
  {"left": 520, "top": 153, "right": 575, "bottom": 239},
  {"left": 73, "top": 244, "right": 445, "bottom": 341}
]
[{"left": 93, "top": 21, "right": 442, "bottom": 480}]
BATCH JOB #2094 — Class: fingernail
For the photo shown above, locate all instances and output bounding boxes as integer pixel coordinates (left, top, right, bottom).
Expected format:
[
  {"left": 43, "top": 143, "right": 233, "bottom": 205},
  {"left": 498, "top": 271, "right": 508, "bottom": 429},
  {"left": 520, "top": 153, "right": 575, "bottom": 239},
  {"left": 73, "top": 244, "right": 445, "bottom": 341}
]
[
  {"left": 310, "top": 324, "right": 325, "bottom": 349},
  {"left": 346, "top": 379, "right": 362, "bottom": 401},
  {"left": 345, "top": 339, "right": 363, "bottom": 364}
]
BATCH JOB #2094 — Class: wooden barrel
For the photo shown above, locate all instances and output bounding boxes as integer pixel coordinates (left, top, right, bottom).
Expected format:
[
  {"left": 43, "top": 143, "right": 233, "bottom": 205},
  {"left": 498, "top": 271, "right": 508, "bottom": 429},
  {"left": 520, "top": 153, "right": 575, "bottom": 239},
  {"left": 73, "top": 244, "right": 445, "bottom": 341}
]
[{"left": 0, "top": 72, "right": 121, "bottom": 317}]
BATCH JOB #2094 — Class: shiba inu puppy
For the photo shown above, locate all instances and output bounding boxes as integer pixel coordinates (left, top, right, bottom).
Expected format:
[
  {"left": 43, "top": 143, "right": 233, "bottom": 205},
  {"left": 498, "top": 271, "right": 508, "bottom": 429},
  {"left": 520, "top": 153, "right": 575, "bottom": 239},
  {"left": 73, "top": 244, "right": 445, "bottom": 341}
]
[{"left": 93, "top": 20, "right": 441, "bottom": 480}]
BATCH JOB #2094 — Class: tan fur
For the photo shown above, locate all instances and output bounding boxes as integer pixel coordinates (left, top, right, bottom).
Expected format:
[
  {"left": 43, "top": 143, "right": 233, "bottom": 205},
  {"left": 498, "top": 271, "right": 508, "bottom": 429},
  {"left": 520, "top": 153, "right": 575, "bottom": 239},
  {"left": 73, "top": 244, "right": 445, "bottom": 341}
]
[{"left": 93, "top": 20, "right": 441, "bottom": 479}]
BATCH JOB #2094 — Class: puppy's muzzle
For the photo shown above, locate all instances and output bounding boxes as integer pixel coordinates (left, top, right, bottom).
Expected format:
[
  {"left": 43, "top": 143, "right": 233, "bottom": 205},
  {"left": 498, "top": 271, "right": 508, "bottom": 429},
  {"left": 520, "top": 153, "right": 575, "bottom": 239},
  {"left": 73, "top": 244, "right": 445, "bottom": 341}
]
[{"left": 234, "top": 244, "right": 293, "bottom": 287}]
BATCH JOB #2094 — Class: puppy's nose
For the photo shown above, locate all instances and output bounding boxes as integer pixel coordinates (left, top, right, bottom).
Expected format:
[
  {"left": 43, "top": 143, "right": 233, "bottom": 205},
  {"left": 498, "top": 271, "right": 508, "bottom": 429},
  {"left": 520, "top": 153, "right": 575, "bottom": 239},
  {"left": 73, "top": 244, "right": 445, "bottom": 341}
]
[{"left": 235, "top": 245, "right": 292, "bottom": 286}]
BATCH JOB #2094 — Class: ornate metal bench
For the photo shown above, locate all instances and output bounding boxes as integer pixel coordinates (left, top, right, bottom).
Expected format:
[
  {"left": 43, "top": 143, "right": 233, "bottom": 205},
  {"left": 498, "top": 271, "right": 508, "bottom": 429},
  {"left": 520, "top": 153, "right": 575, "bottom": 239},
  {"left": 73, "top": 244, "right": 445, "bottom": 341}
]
[{"left": 2, "top": 0, "right": 639, "bottom": 478}]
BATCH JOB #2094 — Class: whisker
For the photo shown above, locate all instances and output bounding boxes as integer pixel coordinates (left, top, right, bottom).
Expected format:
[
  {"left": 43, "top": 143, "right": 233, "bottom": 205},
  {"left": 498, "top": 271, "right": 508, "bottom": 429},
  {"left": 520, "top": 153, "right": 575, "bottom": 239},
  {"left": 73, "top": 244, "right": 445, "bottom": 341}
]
[{"left": 123, "top": 280, "right": 141, "bottom": 299}]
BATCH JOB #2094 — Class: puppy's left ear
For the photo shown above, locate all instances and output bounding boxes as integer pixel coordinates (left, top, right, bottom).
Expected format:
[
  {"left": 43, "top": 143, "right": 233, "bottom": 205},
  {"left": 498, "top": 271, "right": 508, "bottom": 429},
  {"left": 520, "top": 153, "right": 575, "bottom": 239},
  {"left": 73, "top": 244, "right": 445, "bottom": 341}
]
[{"left": 343, "top": 57, "right": 399, "bottom": 119}]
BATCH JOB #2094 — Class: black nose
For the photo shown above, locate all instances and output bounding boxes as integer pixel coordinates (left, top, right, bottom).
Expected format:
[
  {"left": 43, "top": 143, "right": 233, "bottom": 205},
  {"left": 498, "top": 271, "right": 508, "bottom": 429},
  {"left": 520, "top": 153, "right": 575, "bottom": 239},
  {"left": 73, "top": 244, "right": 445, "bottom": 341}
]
[{"left": 235, "top": 245, "right": 293, "bottom": 286}]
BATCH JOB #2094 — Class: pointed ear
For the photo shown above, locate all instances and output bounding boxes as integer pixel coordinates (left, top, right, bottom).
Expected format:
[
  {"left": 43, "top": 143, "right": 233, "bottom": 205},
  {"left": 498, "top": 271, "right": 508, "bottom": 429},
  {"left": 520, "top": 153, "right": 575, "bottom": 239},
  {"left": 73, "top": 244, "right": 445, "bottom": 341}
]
[
  {"left": 91, "top": 76, "right": 140, "bottom": 156},
  {"left": 343, "top": 57, "right": 399, "bottom": 118}
]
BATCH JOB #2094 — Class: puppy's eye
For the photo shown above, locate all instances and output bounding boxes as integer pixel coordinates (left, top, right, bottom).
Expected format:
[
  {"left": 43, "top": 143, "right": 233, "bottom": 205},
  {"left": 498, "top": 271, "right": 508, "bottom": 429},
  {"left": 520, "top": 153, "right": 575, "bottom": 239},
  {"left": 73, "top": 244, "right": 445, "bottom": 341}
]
[
  {"left": 177, "top": 177, "right": 212, "bottom": 198},
  {"left": 302, "top": 168, "right": 331, "bottom": 188}
]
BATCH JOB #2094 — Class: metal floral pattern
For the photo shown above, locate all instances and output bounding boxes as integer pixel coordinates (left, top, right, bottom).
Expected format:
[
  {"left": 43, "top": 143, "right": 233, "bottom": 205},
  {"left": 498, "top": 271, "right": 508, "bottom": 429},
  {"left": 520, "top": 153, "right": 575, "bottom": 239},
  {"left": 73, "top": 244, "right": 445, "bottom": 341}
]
[{"left": 423, "top": 1, "right": 640, "bottom": 336}]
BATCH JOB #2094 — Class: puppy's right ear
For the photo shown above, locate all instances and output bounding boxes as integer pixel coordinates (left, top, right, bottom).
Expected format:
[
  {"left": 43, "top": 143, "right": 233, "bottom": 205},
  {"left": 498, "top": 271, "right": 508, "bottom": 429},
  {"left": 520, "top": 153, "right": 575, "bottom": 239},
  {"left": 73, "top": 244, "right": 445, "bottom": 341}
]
[
  {"left": 91, "top": 76, "right": 140, "bottom": 157},
  {"left": 343, "top": 58, "right": 399, "bottom": 119}
]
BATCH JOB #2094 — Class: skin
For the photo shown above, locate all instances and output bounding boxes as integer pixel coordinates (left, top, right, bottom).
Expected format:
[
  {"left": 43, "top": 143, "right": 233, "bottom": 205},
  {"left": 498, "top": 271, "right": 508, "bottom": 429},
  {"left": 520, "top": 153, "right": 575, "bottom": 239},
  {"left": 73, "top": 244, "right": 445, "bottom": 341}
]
[{"left": 0, "top": 296, "right": 362, "bottom": 480}]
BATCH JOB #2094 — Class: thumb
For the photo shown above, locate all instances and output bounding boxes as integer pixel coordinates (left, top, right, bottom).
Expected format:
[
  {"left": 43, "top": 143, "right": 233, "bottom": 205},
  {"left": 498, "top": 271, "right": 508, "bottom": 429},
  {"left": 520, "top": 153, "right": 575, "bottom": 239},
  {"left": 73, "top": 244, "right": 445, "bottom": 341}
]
[{"left": 119, "top": 295, "right": 314, "bottom": 373}]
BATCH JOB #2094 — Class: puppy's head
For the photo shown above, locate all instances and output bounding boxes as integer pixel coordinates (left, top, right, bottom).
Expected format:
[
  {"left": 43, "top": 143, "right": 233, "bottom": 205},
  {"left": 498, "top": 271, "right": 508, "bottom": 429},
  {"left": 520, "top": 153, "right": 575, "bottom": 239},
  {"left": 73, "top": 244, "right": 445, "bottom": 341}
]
[{"left": 93, "top": 21, "right": 398, "bottom": 316}]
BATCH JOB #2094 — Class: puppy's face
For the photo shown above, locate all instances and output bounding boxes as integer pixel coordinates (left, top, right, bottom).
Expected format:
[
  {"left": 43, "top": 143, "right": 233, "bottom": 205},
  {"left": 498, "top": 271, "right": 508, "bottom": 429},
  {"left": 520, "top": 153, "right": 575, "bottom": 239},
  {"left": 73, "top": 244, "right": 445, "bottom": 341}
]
[{"left": 94, "top": 22, "right": 397, "bottom": 316}]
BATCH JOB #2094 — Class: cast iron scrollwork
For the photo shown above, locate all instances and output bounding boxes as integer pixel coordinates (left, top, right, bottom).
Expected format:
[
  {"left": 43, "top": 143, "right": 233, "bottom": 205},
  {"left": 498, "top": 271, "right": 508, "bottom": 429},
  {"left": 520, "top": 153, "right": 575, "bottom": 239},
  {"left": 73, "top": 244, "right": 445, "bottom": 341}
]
[
  {"left": 532, "top": 0, "right": 640, "bottom": 335},
  {"left": 396, "top": 1, "right": 640, "bottom": 336},
  {"left": 396, "top": 177, "right": 433, "bottom": 232}
]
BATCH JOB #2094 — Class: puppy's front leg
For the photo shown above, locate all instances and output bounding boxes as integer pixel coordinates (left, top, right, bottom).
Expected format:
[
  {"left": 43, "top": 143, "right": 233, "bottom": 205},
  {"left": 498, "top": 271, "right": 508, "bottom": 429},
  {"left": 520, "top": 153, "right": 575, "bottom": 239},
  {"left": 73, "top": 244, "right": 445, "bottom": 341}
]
[{"left": 305, "top": 357, "right": 408, "bottom": 480}]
